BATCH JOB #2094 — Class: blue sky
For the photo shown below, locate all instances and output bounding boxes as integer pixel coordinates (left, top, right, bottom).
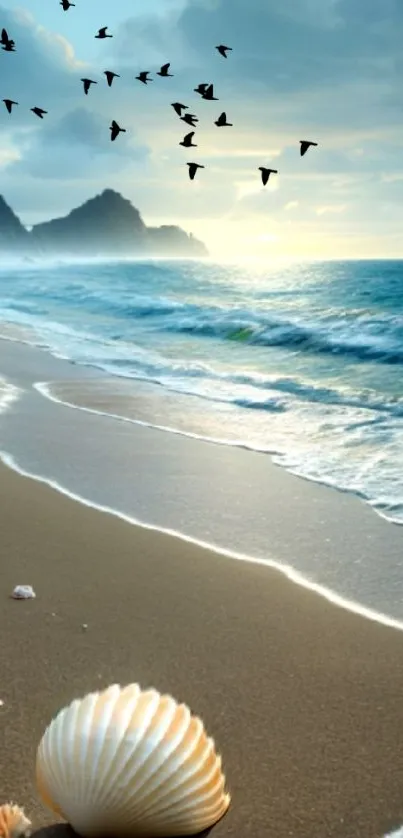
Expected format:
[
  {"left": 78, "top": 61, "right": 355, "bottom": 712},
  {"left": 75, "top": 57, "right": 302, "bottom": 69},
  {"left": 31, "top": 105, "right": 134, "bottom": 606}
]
[{"left": 0, "top": 0, "right": 402, "bottom": 259}]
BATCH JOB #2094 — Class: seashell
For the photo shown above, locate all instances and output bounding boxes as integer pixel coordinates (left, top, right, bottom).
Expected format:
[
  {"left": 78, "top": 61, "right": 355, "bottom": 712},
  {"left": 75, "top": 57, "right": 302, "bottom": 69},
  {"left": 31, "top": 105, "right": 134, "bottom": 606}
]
[
  {"left": 36, "top": 683, "right": 231, "bottom": 837},
  {"left": 11, "top": 586, "right": 35, "bottom": 600},
  {"left": 0, "top": 804, "right": 32, "bottom": 838}
]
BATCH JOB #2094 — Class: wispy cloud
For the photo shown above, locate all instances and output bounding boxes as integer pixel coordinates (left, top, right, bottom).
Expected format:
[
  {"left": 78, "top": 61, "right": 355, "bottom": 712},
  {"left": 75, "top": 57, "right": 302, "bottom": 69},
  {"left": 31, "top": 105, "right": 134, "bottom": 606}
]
[{"left": 315, "top": 204, "right": 347, "bottom": 215}]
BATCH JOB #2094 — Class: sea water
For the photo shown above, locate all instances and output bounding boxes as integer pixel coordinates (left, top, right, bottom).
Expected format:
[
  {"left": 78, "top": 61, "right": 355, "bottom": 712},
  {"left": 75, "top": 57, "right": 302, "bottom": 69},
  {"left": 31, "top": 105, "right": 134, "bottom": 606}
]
[{"left": 1, "top": 257, "right": 403, "bottom": 523}]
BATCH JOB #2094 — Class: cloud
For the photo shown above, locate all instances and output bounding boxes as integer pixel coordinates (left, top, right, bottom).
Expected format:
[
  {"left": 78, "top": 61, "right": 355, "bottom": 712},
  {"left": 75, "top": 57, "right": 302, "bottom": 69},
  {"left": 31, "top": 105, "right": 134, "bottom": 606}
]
[
  {"left": 7, "top": 107, "right": 148, "bottom": 180},
  {"left": 0, "top": 4, "right": 152, "bottom": 214},
  {"left": 1, "top": 0, "right": 403, "bottom": 255},
  {"left": 0, "top": 6, "right": 83, "bottom": 107}
]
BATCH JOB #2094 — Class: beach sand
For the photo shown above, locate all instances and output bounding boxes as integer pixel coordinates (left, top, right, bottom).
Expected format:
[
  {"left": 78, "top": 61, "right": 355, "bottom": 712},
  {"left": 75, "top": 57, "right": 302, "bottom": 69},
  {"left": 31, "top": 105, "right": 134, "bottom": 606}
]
[{"left": 1, "top": 461, "right": 403, "bottom": 838}]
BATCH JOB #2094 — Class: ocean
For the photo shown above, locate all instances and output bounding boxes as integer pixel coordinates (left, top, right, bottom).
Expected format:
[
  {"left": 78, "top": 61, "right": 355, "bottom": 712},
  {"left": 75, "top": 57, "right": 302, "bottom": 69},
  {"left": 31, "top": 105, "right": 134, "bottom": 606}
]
[{"left": 1, "top": 256, "right": 403, "bottom": 623}]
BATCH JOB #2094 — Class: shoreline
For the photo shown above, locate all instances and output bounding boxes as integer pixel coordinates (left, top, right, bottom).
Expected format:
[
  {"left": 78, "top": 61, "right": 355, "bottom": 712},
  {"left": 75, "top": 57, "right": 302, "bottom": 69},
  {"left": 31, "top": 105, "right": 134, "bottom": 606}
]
[
  {"left": 1, "top": 322, "right": 403, "bottom": 530},
  {"left": 1, "top": 459, "right": 403, "bottom": 837},
  {"left": 1, "top": 339, "right": 403, "bottom": 625},
  {"left": 35, "top": 377, "right": 403, "bottom": 530},
  {"left": 3, "top": 447, "right": 403, "bottom": 635}
]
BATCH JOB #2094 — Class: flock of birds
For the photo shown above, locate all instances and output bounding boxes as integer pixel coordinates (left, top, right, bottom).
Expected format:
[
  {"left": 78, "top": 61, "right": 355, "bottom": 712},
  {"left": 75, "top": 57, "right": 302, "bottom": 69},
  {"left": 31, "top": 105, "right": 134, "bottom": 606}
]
[{"left": 1, "top": 1, "right": 319, "bottom": 184}]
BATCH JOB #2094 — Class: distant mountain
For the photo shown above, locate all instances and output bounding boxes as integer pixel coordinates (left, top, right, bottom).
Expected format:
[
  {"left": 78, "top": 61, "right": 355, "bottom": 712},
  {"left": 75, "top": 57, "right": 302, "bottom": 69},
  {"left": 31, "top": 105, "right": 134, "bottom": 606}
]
[
  {"left": 0, "top": 189, "right": 208, "bottom": 258},
  {"left": 0, "top": 195, "right": 31, "bottom": 255}
]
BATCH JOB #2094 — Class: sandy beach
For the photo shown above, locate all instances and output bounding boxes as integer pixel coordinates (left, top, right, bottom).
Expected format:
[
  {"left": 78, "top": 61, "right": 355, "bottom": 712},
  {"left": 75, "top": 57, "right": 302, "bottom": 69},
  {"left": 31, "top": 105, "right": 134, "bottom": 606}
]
[{"left": 0, "top": 461, "right": 402, "bottom": 838}]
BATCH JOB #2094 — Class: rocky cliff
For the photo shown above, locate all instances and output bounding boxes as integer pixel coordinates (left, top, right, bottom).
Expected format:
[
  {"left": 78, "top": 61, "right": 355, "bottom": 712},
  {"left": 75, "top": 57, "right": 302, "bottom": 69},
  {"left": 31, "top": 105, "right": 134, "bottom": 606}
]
[
  {"left": 0, "top": 189, "right": 208, "bottom": 258},
  {"left": 0, "top": 195, "right": 31, "bottom": 254}
]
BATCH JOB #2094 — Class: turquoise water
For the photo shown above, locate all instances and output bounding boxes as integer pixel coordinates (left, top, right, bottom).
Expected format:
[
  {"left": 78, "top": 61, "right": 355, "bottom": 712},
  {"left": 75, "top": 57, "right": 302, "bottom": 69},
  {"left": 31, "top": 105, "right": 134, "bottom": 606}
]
[{"left": 1, "top": 257, "right": 403, "bottom": 522}]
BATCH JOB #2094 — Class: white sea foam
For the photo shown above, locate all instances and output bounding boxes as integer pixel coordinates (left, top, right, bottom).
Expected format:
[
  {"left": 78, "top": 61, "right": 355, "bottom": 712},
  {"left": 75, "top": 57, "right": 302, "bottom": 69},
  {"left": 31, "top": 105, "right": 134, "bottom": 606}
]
[
  {"left": 33, "top": 380, "right": 403, "bottom": 528},
  {"left": 33, "top": 380, "right": 278, "bottom": 453},
  {"left": 0, "top": 377, "right": 20, "bottom": 414},
  {"left": 1, "top": 446, "right": 403, "bottom": 634},
  {"left": 384, "top": 828, "right": 403, "bottom": 837}
]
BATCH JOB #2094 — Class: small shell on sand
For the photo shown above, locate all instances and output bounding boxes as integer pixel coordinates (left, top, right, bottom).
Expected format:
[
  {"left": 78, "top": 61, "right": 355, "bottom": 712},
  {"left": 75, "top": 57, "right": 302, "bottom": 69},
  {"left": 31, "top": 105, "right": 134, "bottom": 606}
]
[
  {"left": 0, "top": 804, "right": 32, "bottom": 838},
  {"left": 11, "top": 586, "right": 36, "bottom": 600}
]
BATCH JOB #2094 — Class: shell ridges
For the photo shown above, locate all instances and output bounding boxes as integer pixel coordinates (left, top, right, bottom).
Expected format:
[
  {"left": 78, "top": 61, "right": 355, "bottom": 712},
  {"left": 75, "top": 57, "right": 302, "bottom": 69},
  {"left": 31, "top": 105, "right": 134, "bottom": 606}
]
[{"left": 36, "top": 682, "right": 230, "bottom": 837}]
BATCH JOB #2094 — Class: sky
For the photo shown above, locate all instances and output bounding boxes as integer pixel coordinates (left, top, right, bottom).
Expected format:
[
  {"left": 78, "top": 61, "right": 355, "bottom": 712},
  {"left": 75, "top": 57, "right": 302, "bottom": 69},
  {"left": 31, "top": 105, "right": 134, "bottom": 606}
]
[{"left": 0, "top": 0, "right": 402, "bottom": 260}]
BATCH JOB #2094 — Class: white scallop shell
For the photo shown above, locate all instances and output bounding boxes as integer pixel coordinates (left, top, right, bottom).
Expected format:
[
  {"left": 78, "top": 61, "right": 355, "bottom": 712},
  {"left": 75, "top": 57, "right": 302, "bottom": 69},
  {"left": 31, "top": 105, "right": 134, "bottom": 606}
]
[{"left": 36, "top": 683, "right": 230, "bottom": 837}]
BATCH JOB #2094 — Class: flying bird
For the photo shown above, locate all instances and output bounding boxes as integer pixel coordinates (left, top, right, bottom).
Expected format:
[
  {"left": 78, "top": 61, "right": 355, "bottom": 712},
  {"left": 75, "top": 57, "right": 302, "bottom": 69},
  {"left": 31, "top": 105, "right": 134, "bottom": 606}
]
[
  {"left": 300, "top": 140, "right": 318, "bottom": 157},
  {"left": 216, "top": 44, "right": 232, "bottom": 58},
  {"left": 60, "top": 0, "right": 75, "bottom": 9},
  {"left": 215, "top": 111, "right": 232, "bottom": 127},
  {"left": 181, "top": 113, "right": 198, "bottom": 127},
  {"left": 31, "top": 107, "right": 47, "bottom": 118},
  {"left": 180, "top": 131, "right": 197, "bottom": 148},
  {"left": 104, "top": 70, "right": 120, "bottom": 87},
  {"left": 171, "top": 102, "right": 188, "bottom": 117},
  {"left": 95, "top": 27, "right": 112, "bottom": 39},
  {"left": 3, "top": 99, "right": 18, "bottom": 113},
  {"left": 202, "top": 84, "right": 218, "bottom": 101},
  {"left": 194, "top": 83, "right": 209, "bottom": 96},
  {"left": 1, "top": 29, "right": 15, "bottom": 51},
  {"left": 157, "top": 63, "right": 173, "bottom": 77},
  {"left": 187, "top": 162, "right": 205, "bottom": 180},
  {"left": 259, "top": 167, "right": 278, "bottom": 186},
  {"left": 110, "top": 120, "right": 126, "bottom": 141},
  {"left": 136, "top": 71, "right": 152, "bottom": 84},
  {"left": 81, "top": 78, "right": 97, "bottom": 95},
  {"left": 1, "top": 28, "right": 13, "bottom": 46}
]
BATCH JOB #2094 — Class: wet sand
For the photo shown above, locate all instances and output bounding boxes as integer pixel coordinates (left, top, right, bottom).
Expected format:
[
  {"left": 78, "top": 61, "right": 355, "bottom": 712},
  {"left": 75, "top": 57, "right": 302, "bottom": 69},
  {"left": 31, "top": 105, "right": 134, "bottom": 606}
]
[{"left": 0, "top": 460, "right": 403, "bottom": 838}]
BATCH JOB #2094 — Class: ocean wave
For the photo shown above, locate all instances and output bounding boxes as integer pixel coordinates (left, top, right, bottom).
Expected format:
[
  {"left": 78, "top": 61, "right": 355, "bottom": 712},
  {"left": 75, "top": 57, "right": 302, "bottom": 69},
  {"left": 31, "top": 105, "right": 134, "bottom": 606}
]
[
  {"left": 157, "top": 306, "right": 403, "bottom": 364},
  {"left": 38, "top": 289, "right": 402, "bottom": 366},
  {"left": 3, "top": 265, "right": 403, "bottom": 368},
  {"left": 2, "top": 305, "right": 403, "bottom": 422},
  {"left": 2, "top": 258, "right": 403, "bottom": 541}
]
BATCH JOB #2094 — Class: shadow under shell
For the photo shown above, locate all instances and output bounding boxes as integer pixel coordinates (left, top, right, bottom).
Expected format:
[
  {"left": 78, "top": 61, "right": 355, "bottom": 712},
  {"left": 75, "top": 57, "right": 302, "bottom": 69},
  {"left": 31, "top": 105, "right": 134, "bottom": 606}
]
[{"left": 32, "top": 824, "right": 215, "bottom": 838}]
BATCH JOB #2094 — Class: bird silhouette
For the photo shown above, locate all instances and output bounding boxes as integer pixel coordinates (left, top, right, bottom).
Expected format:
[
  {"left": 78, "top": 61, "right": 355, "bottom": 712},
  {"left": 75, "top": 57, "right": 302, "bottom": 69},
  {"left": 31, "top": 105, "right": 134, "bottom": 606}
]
[
  {"left": 1, "top": 29, "right": 15, "bottom": 51},
  {"left": 171, "top": 102, "right": 188, "bottom": 117},
  {"left": 180, "top": 131, "right": 197, "bottom": 148},
  {"left": 104, "top": 70, "right": 120, "bottom": 87},
  {"left": 60, "top": 0, "right": 75, "bottom": 9},
  {"left": 81, "top": 78, "right": 97, "bottom": 95},
  {"left": 194, "top": 83, "right": 209, "bottom": 96},
  {"left": 95, "top": 27, "right": 112, "bottom": 39},
  {"left": 3, "top": 99, "right": 18, "bottom": 113},
  {"left": 215, "top": 111, "right": 232, "bottom": 127},
  {"left": 181, "top": 113, "right": 198, "bottom": 127},
  {"left": 300, "top": 140, "right": 318, "bottom": 157},
  {"left": 202, "top": 84, "right": 218, "bottom": 101},
  {"left": 187, "top": 162, "right": 204, "bottom": 180},
  {"left": 136, "top": 71, "right": 152, "bottom": 84},
  {"left": 216, "top": 44, "right": 232, "bottom": 58},
  {"left": 259, "top": 167, "right": 277, "bottom": 186},
  {"left": 1, "top": 28, "right": 13, "bottom": 46},
  {"left": 31, "top": 107, "right": 47, "bottom": 118},
  {"left": 157, "top": 63, "right": 173, "bottom": 77},
  {"left": 110, "top": 120, "right": 126, "bottom": 141}
]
